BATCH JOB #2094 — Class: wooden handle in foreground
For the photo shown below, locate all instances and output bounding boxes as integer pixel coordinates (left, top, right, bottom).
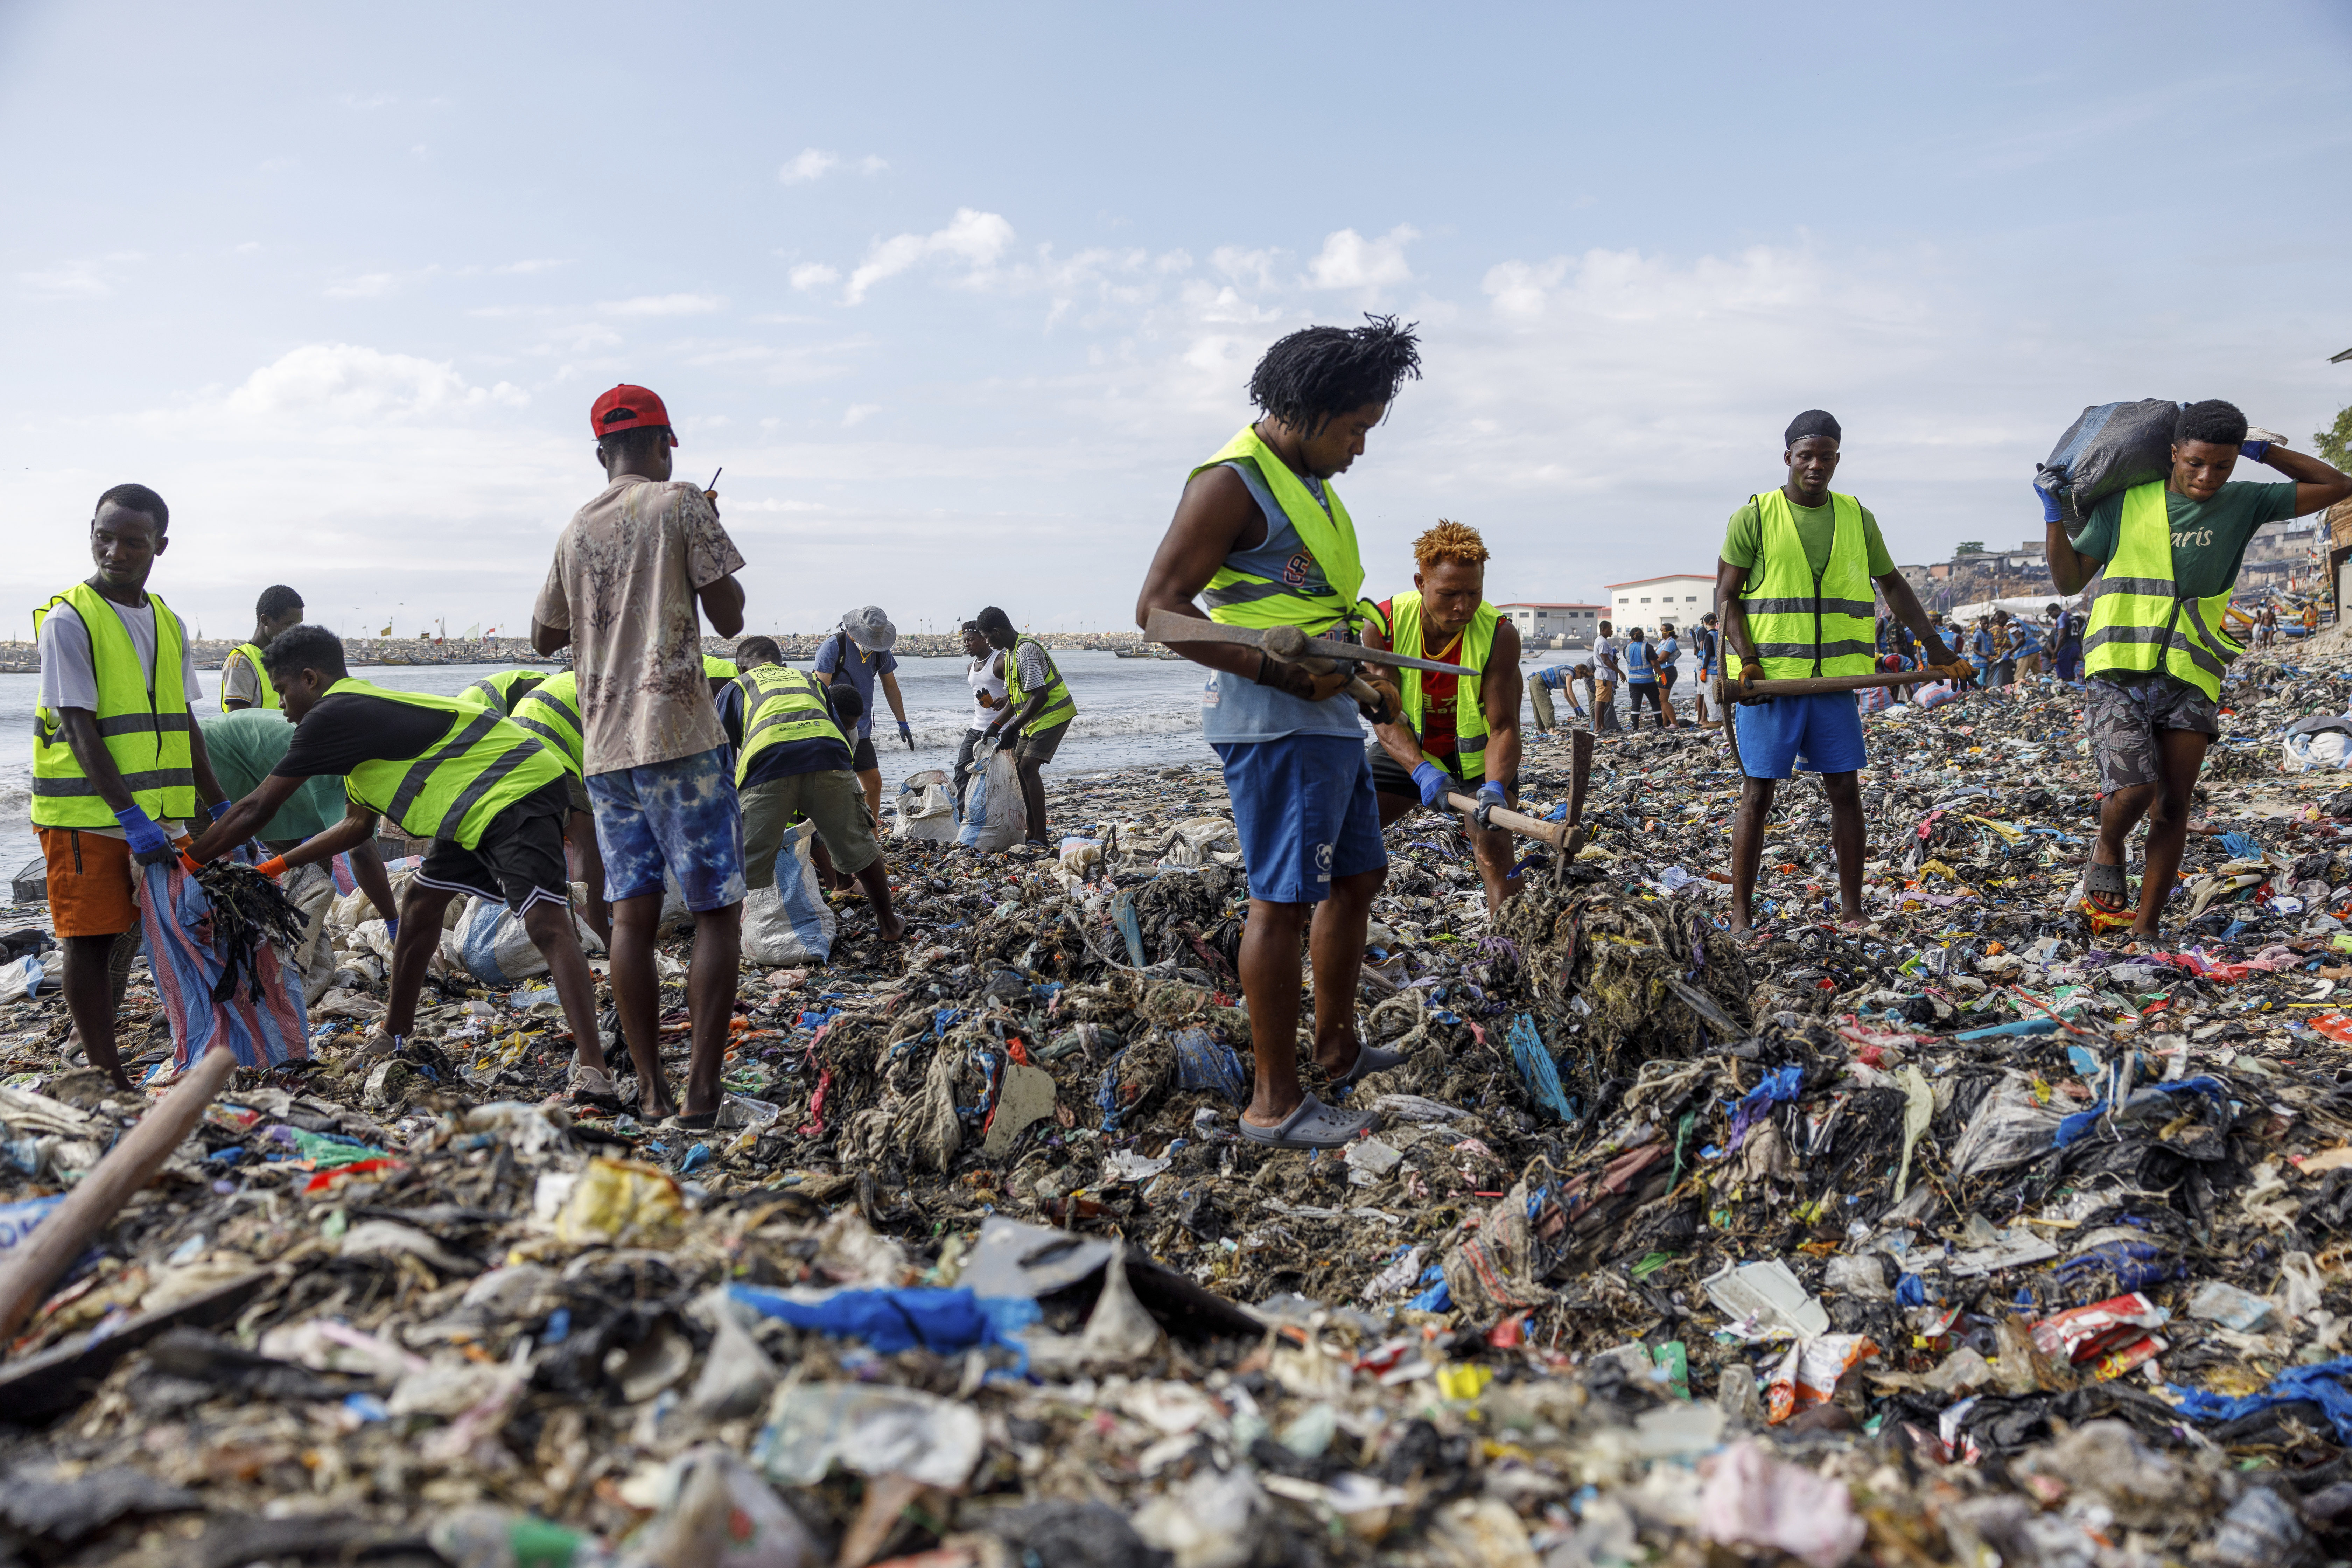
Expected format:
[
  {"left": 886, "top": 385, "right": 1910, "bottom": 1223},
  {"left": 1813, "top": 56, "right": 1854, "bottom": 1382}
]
[{"left": 0, "top": 1045, "right": 239, "bottom": 1350}]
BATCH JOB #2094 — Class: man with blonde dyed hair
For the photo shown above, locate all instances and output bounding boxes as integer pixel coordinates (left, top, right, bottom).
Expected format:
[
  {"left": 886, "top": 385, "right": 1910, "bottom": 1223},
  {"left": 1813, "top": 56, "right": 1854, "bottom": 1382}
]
[{"left": 1365, "top": 520, "right": 1526, "bottom": 913}]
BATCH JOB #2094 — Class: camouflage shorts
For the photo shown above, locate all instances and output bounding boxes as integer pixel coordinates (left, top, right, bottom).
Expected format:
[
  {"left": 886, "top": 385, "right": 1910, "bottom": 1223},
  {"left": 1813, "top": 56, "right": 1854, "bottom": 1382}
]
[{"left": 2084, "top": 673, "right": 2219, "bottom": 795}]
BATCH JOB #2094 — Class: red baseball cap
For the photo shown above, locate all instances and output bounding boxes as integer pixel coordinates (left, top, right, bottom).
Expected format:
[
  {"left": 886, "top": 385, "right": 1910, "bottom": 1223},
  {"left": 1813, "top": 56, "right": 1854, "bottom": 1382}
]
[{"left": 590, "top": 384, "right": 680, "bottom": 446}]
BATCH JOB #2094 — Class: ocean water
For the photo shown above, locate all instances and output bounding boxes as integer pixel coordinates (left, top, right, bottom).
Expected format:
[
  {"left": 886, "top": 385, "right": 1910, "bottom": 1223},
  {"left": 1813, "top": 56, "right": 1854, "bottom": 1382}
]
[{"left": 0, "top": 645, "right": 1670, "bottom": 881}]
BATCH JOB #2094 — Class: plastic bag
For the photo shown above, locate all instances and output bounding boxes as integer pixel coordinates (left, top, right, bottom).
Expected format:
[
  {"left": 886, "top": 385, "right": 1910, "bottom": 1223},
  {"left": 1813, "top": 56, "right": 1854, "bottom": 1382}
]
[
  {"left": 554, "top": 1157, "right": 685, "bottom": 1248},
  {"left": 1949, "top": 1072, "right": 2066, "bottom": 1176},
  {"left": 1699, "top": 1440, "right": 1866, "bottom": 1568},
  {"left": 753, "top": 1381, "right": 986, "bottom": 1490},
  {"left": 439, "top": 895, "right": 602, "bottom": 985},
  {"left": 741, "top": 826, "right": 835, "bottom": 966},
  {"left": 891, "top": 769, "right": 959, "bottom": 844},
  {"left": 958, "top": 738, "right": 1027, "bottom": 852},
  {"left": 1764, "top": 1333, "right": 1877, "bottom": 1424},
  {"left": 138, "top": 861, "right": 309, "bottom": 1072},
  {"left": 0, "top": 955, "right": 43, "bottom": 1004},
  {"left": 625, "top": 1445, "right": 819, "bottom": 1568},
  {"left": 2037, "top": 399, "right": 2182, "bottom": 528}
]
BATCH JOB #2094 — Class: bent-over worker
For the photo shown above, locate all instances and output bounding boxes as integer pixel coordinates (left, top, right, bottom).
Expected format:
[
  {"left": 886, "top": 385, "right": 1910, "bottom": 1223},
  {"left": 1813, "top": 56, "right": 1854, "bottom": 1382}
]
[
  {"left": 1364, "top": 521, "right": 1526, "bottom": 915},
  {"left": 976, "top": 606, "right": 1076, "bottom": 849}
]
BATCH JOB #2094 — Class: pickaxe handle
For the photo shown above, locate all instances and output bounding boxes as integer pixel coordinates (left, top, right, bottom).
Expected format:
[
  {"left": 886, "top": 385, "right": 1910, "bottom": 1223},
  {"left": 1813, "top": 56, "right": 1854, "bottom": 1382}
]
[
  {"left": 1443, "top": 791, "right": 1570, "bottom": 849},
  {"left": 1722, "top": 668, "right": 1955, "bottom": 700}
]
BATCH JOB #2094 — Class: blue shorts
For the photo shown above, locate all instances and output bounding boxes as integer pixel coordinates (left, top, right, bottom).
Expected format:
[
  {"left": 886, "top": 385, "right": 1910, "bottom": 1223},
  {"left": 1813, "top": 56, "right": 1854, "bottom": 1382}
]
[
  {"left": 1732, "top": 691, "right": 1866, "bottom": 780},
  {"left": 585, "top": 746, "right": 746, "bottom": 911},
  {"left": 1211, "top": 734, "right": 1386, "bottom": 905}
]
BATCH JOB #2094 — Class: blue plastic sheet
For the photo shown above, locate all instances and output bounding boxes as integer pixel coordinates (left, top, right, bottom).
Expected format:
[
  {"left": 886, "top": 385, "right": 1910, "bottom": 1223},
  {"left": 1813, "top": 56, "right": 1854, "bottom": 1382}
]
[
  {"left": 1172, "top": 1026, "right": 1247, "bottom": 1105},
  {"left": 2053, "top": 1076, "right": 2233, "bottom": 1149},
  {"left": 2171, "top": 1357, "right": 2352, "bottom": 1445},
  {"left": 1111, "top": 891, "right": 1147, "bottom": 967},
  {"left": 1508, "top": 1014, "right": 1576, "bottom": 1124},
  {"left": 729, "top": 1285, "right": 1042, "bottom": 1364},
  {"left": 1727, "top": 1065, "right": 1805, "bottom": 1149},
  {"left": 2056, "top": 1240, "right": 2178, "bottom": 1293}
]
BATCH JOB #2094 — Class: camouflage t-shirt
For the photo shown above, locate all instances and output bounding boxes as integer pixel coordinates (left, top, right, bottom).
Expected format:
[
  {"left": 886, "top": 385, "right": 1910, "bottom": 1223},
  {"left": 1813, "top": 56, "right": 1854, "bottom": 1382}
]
[{"left": 535, "top": 477, "right": 746, "bottom": 776}]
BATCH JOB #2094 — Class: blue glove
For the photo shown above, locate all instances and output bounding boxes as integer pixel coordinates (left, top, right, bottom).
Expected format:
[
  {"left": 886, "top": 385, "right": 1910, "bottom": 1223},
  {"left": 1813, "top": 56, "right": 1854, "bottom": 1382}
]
[
  {"left": 1411, "top": 761, "right": 1451, "bottom": 808},
  {"left": 1476, "top": 781, "right": 1507, "bottom": 808},
  {"left": 2241, "top": 440, "right": 2272, "bottom": 464},
  {"left": 113, "top": 805, "right": 175, "bottom": 867},
  {"left": 385, "top": 916, "right": 400, "bottom": 943},
  {"left": 2034, "top": 483, "right": 2064, "bottom": 524},
  {"left": 897, "top": 719, "right": 914, "bottom": 749},
  {"left": 207, "top": 800, "right": 231, "bottom": 823}
]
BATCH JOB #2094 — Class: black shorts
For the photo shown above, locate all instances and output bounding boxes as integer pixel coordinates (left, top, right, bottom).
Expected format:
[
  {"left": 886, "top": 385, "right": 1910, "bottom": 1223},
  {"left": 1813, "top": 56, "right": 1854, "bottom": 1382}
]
[
  {"left": 1016, "top": 719, "right": 1069, "bottom": 764},
  {"left": 414, "top": 778, "right": 573, "bottom": 913},
  {"left": 851, "top": 735, "right": 878, "bottom": 773},
  {"left": 1366, "top": 744, "right": 1463, "bottom": 801}
]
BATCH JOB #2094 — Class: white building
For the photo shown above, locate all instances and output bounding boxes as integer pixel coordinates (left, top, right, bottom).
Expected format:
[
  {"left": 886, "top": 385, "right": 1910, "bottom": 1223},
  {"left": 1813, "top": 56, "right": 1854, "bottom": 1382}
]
[
  {"left": 1606, "top": 574, "right": 1716, "bottom": 627},
  {"left": 1496, "top": 602, "right": 1605, "bottom": 643}
]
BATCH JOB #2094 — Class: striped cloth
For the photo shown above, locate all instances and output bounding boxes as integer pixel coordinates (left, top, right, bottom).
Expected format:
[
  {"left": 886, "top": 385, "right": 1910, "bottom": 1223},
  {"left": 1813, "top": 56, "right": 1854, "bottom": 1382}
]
[{"left": 138, "top": 862, "right": 309, "bottom": 1073}]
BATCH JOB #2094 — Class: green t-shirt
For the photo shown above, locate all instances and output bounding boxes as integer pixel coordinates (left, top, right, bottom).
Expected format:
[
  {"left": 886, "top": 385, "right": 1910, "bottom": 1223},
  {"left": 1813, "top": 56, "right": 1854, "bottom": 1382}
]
[
  {"left": 1720, "top": 491, "right": 1897, "bottom": 580},
  {"left": 2072, "top": 481, "right": 2300, "bottom": 600},
  {"left": 201, "top": 709, "right": 349, "bottom": 843}
]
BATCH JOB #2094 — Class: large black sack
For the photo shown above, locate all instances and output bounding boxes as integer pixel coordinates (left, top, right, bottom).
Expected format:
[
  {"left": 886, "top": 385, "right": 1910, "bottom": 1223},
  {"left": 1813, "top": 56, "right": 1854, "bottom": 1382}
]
[{"left": 2036, "top": 399, "right": 2182, "bottom": 533}]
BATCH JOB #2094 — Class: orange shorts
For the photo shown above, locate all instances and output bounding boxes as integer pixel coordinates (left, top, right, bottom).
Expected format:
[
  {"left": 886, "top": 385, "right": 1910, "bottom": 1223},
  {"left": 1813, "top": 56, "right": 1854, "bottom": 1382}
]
[{"left": 40, "top": 827, "right": 187, "bottom": 939}]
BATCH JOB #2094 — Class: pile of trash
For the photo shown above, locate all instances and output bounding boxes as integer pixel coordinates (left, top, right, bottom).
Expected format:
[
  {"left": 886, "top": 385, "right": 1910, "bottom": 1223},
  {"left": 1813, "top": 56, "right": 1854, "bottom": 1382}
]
[{"left": 9, "top": 659, "right": 2352, "bottom": 1565}]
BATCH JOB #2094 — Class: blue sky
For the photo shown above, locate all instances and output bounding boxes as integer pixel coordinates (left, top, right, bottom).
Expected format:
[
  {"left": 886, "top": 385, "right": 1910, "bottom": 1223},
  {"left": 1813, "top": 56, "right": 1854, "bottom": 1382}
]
[{"left": 4, "top": 1, "right": 2349, "bottom": 640}]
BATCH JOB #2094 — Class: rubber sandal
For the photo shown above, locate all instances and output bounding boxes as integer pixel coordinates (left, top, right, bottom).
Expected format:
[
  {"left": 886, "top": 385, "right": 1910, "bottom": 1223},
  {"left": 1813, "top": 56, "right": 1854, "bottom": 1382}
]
[
  {"left": 1238, "top": 1093, "right": 1377, "bottom": 1150},
  {"left": 567, "top": 1064, "right": 618, "bottom": 1101},
  {"left": 2081, "top": 859, "right": 2132, "bottom": 920},
  {"left": 1333, "top": 1041, "right": 1409, "bottom": 1086},
  {"left": 658, "top": 1111, "right": 720, "bottom": 1132}
]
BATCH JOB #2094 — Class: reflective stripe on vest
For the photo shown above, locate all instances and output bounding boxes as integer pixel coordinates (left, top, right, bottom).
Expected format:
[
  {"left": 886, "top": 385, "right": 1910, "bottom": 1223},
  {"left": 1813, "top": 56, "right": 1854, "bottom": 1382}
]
[
  {"left": 510, "top": 670, "right": 583, "bottom": 776},
  {"left": 1741, "top": 490, "right": 1876, "bottom": 680},
  {"left": 329, "top": 678, "right": 564, "bottom": 848},
  {"left": 30, "top": 584, "right": 198, "bottom": 827},
  {"left": 223, "top": 641, "right": 278, "bottom": 709},
  {"left": 1005, "top": 636, "right": 1076, "bottom": 736},
  {"left": 1191, "top": 425, "right": 1369, "bottom": 634},
  {"left": 460, "top": 669, "right": 548, "bottom": 715},
  {"left": 1390, "top": 592, "right": 1497, "bottom": 782},
  {"left": 732, "top": 665, "right": 850, "bottom": 785},
  {"left": 2083, "top": 482, "right": 2243, "bottom": 700}
]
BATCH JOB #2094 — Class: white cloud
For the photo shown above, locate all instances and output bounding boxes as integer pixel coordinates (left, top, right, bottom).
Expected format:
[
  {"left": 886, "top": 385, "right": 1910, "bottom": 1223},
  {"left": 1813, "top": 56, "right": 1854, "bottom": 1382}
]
[
  {"left": 1308, "top": 224, "right": 1419, "bottom": 291},
  {"left": 598, "top": 293, "right": 726, "bottom": 316},
  {"left": 339, "top": 91, "right": 398, "bottom": 110},
  {"left": 843, "top": 208, "right": 1016, "bottom": 304},
  {"left": 841, "top": 403, "right": 880, "bottom": 427},
  {"left": 214, "top": 343, "right": 528, "bottom": 424},
  {"left": 493, "top": 258, "right": 569, "bottom": 275},
  {"left": 779, "top": 148, "right": 839, "bottom": 184},
  {"left": 857, "top": 155, "right": 889, "bottom": 175},
  {"left": 18, "top": 264, "right": 111, "bottom": 299},
  {"left": 789, "top": 262, "right": 841, "bottom": 291}
]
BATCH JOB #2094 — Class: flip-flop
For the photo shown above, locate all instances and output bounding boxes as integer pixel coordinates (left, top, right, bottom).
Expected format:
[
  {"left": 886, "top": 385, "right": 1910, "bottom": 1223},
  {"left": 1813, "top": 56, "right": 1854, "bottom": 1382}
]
[
  {"left": 658, "top": 1111, "right": 720, "bottom": 1132},
  {"left": 1238, "top": 1093, "right": 1377, "bottom": 1150},
  {"left": 1332, "top": 1040, "right": 1410, "bottom": 1086}
]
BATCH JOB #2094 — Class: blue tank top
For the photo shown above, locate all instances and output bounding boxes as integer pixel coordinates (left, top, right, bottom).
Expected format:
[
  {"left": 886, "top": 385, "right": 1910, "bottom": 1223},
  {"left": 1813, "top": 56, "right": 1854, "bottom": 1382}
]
[{"left": 1199, "top": 459, "right": 1366, "bottom": 745}]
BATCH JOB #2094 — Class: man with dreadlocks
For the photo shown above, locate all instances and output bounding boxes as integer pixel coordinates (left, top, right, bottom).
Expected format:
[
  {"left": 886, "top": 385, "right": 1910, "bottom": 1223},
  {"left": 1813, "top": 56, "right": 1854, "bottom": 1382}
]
[
  {"left": 1135, "top": 314, "right": 1420, "bottom": 1149},
  {"left": 1364, "top": 520, "right": 1526, "bottom": 915}
]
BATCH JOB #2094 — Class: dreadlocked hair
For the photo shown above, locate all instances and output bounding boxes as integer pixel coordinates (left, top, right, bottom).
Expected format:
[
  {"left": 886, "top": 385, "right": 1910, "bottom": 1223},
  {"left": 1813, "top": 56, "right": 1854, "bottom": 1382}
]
[
  {"left": 1247, "top": 314, "right": 1423, "bottom": 435},
  {"left": 1413, "top": 519, "right": 1489, "bottom": 571}
]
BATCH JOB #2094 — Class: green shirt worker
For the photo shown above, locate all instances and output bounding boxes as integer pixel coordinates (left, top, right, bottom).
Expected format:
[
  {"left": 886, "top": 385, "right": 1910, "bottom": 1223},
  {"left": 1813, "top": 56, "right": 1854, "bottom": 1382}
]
[
  {"left": 1716, "top": 410, "right": 1967, "bottom": 936},
  {"left": 1135, "top": 315, "right": 1421, "bottom": 1151},
  {"left": 2046, "top": 399, "right": 2352, "bottom": 940},
  {"left": 186, "top": 626, "right": 624, "bottom": 1105},
  {"left": 725, "top": 638, "right": 904, "bottom": 942},
  {"left": 1364, "top": 521, "right": 1526, "bottom": 916},
  {"left": 200, "top": 706, "right": 400, "bottom": 932}
]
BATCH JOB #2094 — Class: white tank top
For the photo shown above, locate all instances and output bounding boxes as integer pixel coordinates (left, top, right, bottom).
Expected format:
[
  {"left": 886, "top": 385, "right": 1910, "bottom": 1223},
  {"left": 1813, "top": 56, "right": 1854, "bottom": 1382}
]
[{"left": 968, "top": 650, "right": 1007, "bottom": 727}]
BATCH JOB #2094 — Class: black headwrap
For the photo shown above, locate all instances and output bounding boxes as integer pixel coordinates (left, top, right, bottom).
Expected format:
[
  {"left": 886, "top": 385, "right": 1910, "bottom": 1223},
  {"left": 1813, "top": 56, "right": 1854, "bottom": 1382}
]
[{"left": 1784, "top": 410, "right": 1842, "bottom": 447}]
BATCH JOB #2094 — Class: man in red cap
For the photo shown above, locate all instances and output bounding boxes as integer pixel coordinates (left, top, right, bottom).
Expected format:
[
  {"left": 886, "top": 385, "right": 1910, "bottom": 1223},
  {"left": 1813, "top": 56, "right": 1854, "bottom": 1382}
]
[{"left": 534, "top": 385, "right": 748, "bottom": 1128}]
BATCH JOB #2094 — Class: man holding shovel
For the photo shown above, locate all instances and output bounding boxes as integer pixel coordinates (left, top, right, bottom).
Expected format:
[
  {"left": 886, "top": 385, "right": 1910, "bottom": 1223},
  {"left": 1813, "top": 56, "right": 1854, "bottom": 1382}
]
[{"left": 1716, "top": 410, "right": 1966, "bottom": 936}]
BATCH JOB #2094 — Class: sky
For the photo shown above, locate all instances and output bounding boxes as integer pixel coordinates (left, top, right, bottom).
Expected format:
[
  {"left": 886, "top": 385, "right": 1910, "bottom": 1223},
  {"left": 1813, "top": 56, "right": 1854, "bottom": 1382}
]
[{"left": 3, "top": 1, "right": 2350, "bottom": 641}]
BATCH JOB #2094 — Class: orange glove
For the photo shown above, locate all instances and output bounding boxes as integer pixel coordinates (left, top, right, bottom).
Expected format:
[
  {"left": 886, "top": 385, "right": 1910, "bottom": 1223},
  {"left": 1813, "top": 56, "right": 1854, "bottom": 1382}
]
[{"left": 254, "top": 855, "right": 288, "bottom": 879}]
